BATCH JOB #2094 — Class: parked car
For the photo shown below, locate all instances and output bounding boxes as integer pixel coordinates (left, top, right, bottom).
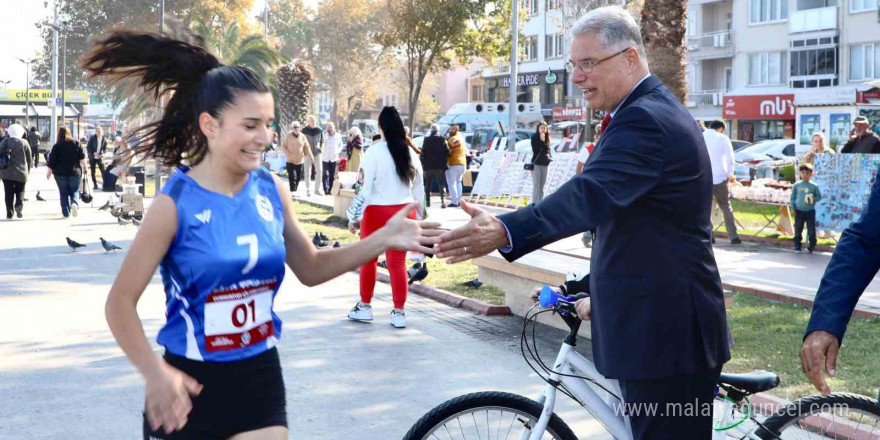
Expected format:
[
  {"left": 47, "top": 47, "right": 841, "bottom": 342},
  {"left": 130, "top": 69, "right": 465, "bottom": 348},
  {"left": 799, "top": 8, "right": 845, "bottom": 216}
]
[
  {"left": 733, "top": 139, "right": 797, "bottom": 181},
  {"left": 410, "top": 132, "right": 473, "bottom": 152},
  {"left": 487, "top": 131, "right": 537, "bottom": 153},
  {"left": 473, "top": 128, "right": 531, "bottom": 154},
  {"left": 732, "top": 140, "right": 752, "bottom": 152}
]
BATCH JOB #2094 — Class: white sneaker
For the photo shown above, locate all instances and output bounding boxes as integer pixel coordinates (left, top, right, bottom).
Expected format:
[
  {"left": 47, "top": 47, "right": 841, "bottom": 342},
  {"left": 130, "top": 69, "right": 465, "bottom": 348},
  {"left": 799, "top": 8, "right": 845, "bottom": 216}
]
[
  {"left": 347, "top": 302, "right": 373, "bottom": 321},
  {"left": 390, "top": 309, "right": 406, "bottom": 328},
  {"left": 70, "top": 204, "right": 78, "bottom": 217}
]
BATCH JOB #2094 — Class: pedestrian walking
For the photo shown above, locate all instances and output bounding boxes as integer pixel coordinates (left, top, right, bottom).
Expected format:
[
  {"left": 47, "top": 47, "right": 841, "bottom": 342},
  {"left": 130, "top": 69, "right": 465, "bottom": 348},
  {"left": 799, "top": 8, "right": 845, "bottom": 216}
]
[
  {"left": 444, "top": 125, "right": 467, "bottom": 207},
  {"left": 346, "top": 127, "right": 364, "bottom": 172},
  {"left": 86, "top": 126, "right": 109, "bottom": 190},
  {"left": 27, "top": 127, "right": 40, "bottom": 167},
  {"left": 280, "top": 121, "right": 312, "bottom": 195},
  {"left": 45, "top": 126, "right": 86, "bottom": 218},
  {"left": 703, "top": 120, "right": 741, "bottom": 244},
  {"left": 320, "top": 122, "right": 343, "bottom": 194},
  {"left": 841, "top": 115, "right": 880, "bottom": 153},
  {"left": 420, "top": 124, "right": 450, "bottom": 209},
  {"left": 529, "top": 121, "right": 552, "bottom": 203},
  {"left": 0, "top": 124, "right": 33, "bottom": 219},
  {"left": 302, "top": 115, "right": 324, "bottom": 195},
  {"left": 83, "top": 28, "right": 439, "bottom": 439},
  {"left": 346, "top": 106, "right": 426, "bottom": 329}
]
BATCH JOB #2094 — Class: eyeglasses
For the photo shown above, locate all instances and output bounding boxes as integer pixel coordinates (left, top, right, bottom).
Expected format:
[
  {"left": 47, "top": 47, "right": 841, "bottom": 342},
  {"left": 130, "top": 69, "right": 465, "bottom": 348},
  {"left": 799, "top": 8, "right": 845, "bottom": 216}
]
[{"left": 565, "top": 47, "right": 632, "bottom": 75}]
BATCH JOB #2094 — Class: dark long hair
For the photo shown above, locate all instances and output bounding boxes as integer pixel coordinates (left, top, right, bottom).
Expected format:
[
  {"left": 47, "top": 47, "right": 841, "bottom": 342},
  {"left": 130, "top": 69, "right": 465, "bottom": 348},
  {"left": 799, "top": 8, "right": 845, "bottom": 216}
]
[
  {"left": 377, "top": 107, "right": 416, "bottom": 185},
  {"left": 534, "top": 121, "right": 550, "bottom": 145},
  {"left": 79, "top": 27, "right": 269, "bottom": 167}
]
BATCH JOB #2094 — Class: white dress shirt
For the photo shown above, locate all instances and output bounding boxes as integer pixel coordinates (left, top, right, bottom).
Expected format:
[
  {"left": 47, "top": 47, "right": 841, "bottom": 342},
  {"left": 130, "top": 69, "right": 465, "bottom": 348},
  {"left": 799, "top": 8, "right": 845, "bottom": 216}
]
[
  {"left": 321, "top": 131, "right": 344, "bottom": 162},
  {"left": 702, "top": 128, "right": 735, "bottom": 185}
]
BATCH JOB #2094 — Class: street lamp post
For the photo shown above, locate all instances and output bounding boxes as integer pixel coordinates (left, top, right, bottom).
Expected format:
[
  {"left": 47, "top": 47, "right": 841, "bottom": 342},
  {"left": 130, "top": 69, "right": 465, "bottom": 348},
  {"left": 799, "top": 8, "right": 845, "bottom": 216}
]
[{"left": 17, "top": 57, "right": 37, "bottom": 128}]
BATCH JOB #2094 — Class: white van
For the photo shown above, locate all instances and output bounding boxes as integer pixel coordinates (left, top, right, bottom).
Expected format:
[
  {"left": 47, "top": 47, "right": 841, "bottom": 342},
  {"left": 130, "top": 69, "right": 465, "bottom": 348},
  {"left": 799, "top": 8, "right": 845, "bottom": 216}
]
[
  {"left": 351, "top": 119, "right": 379, "bottom": 140},
  {"left": 436, "top": 102, "right": 545, "bottom": 133}
]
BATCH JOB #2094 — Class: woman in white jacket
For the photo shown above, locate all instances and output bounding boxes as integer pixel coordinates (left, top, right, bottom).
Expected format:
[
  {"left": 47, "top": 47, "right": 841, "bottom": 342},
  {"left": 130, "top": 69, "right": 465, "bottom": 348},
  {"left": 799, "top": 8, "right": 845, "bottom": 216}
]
[{"left": 346, "top": 107, "right": 425, "bottom": 328}]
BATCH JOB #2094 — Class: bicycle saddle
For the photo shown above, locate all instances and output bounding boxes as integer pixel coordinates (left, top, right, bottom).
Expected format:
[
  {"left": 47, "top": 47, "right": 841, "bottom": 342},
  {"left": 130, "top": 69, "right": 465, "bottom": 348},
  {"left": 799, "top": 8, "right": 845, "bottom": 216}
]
[{"left": 718, "top": 370, "right": 780, "bottom": 394}]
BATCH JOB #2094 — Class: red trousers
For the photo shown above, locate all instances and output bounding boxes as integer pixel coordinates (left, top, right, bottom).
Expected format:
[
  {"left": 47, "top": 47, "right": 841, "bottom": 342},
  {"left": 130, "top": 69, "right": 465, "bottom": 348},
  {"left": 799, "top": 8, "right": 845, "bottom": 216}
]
[{"left": 359, "top": 204, "right": 415, "bottom": 309}]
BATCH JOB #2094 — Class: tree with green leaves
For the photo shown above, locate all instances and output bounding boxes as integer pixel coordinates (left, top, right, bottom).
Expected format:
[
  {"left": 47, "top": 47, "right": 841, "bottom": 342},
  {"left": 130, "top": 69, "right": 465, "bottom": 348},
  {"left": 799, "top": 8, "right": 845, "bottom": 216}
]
[{"left": 375, "top": 0, "right": 511, "bottom": 130}]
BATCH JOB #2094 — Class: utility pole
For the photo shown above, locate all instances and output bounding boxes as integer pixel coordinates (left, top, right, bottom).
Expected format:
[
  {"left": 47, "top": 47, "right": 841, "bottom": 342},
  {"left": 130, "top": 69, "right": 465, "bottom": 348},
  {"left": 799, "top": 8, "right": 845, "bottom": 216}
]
[
  {"left": 17, "top": 58, "right": 37, "bottom": 128},
  {"left": 508, "top": 0, "right": 519, "bottom": 152},
  {"left": 51, "top": 0, "right": 58, "bottom": 145},
  {"left": 61, "top": 32, "right": 67, "bottom": 127},
  {"left": 264, "top": 0, "right": 269, "bottom": 41}
]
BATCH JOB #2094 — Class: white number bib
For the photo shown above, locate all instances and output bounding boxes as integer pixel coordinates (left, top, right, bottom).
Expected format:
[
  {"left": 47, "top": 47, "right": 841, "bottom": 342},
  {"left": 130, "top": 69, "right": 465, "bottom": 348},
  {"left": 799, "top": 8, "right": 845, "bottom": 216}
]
[{"left": 204, "top": 281, "right": 277, "bottom": 352}]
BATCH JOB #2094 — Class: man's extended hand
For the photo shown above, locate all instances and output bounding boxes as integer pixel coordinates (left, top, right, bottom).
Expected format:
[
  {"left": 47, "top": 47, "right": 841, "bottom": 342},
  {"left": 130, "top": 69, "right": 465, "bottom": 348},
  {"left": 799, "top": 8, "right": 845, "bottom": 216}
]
[
  {"left": 435, "top": 200, "right": 510, "bottom": 263},
  {"left": 800, "top": 330, "right": 840, "bottom": 394}
]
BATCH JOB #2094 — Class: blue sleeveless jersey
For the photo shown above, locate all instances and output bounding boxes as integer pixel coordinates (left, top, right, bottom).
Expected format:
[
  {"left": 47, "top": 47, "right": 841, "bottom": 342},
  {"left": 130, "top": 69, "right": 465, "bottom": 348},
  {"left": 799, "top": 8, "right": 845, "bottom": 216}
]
[{"left": 157, "top": 167, "right": 286, "bottom": 362}]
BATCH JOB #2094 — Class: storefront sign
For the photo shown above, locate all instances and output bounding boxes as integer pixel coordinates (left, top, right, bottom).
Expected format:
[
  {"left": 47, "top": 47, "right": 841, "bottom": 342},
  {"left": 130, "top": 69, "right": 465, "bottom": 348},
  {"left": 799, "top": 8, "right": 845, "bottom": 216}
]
[
  {"left": 552, "top": 107, "right": 584, "bottom": 121},
  {"left": 722, "top": 94, "right": 795, "bottom": 119},
  {"left": 0, "top": 89, "right": 89, "bottom": 104},
  {"left": 500, "top": 74, "right": 542, "bottom": 88},
  {"left": 858, "top": 88, "right": 880, "bottom": 104}
]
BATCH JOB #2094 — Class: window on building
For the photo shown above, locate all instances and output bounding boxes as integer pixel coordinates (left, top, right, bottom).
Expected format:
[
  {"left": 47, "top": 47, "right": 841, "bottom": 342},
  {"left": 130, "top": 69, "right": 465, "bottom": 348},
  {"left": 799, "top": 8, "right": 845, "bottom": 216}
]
[
  {"left": 790, "top": 47, "right": 838, "bottom": 80},
  {"left": 851, "top": 0, "right": 878, "bottom": 12},
  {"left": 523, "top": 0, "right": 539, "bottom": 15},
  {"left": 545, "top": 34, "right": 564, "bottom": 59},
  {"left": 524, "top": 36, "right": 538, "bottom": 61},
  {"left": 495, "top": 87, "right": 510, "bottom": 102},
  {"left": 797, "top": 0, "right": 837, "bottom": 10},
  {"left": 471, "top": 85, "right": 484, "bottom": 101},
  {"left": 850, "top": 43, "right": 880, "bottom": 81},
  {"left": 549, "top": 83, "right": 564, "bottom": 104},
  {"left": 527, "top": 85, "right": 541, "bottom": 103},
  {"left": 749, "top": 52, "right": 785, "bottom": 85},
  {"left": 546, "top": 0, "right": 562, "bottom": 10},
  {"left": 749, "top": 0, "right": 788, "bottom": 23}
]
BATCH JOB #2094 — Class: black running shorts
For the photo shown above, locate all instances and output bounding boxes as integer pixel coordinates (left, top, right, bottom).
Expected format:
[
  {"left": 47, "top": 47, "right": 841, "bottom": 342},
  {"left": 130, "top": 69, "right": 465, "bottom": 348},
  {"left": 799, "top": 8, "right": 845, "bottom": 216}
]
[{"left": 143, "top": 347, "right": 287, "bottom": 440}]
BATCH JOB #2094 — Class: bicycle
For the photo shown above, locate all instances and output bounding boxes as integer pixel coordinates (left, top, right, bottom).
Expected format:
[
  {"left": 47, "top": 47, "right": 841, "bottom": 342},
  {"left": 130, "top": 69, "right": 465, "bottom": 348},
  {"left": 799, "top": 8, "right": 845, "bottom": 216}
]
[{"left": 403, "top": 285, "right": 880, "bottom": 440}]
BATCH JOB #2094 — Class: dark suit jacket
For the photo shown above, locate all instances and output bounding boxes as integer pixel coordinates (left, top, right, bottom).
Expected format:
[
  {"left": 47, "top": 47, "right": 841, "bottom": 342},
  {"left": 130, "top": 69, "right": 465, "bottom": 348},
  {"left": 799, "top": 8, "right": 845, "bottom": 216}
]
[
  {"left": 86, "top": 134, "right": 107, "bottom": 157},
  {"left": 498, "top": 75, "right": 730, "bottom": 380},
  {"left": 805, "top": 168, "right": 880, "bottom": 342}
]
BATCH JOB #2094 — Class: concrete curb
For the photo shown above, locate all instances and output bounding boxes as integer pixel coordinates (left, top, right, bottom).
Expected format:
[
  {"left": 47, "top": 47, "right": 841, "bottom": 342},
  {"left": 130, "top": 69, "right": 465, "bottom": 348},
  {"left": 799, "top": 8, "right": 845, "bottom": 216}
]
[
  {"left": 714, "top": 231, "right": 836, "bottom": 253},
  {"left": 373, "top": 271, "right": 511, "bottom": 316}
]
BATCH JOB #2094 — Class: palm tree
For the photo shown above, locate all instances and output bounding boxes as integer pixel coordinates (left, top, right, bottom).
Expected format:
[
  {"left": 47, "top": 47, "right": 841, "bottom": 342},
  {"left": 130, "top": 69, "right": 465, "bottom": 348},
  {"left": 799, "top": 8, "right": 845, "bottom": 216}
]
[{"left": 641, "top": 0, "right": 688, "bottom": 103}]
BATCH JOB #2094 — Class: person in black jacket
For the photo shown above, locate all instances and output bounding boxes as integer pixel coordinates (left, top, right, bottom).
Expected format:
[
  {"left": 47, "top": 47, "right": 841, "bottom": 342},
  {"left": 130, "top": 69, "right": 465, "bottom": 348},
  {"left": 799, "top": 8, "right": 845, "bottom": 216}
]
[
  {"left": 421, "top": 124, "right": 451, "bottom": 208},
  {"left": 86, "top": 126, "right": 108, "bottom": 190},
  {"left": 530, "top": 121, "right": 552, "bottom": 203},
  {"left": 27, "top": 127, "right": 41, "bottom": 167},
  {"left": 47, "top": 126, "right": 87, "bottom": 218},
  {"left": 840, "top": 116, "right": 880, "bottom": 154}
]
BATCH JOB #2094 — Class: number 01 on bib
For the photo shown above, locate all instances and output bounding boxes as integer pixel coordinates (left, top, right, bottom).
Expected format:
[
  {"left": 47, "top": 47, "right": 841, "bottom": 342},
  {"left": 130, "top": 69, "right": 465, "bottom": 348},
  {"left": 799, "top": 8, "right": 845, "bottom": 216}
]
[{"left": 204, "top": 280, "right": 277, "bottom": 352}]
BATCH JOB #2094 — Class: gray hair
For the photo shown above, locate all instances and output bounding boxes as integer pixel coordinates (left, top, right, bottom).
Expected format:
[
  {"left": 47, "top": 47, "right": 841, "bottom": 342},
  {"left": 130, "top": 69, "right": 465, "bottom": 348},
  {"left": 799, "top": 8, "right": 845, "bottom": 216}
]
[
  {"left": 571, "top": 6, "right": 646, "bottom": 58},
  {"left": 430, "top": 124, "right": 439, "bottom": 134}
]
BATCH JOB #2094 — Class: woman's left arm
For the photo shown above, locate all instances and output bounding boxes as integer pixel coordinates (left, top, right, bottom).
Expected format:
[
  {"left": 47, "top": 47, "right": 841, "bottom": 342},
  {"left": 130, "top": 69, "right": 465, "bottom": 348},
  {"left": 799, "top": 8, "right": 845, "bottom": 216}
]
[{"left": 272, "top": 175, "right": 440, "bottom": 287}]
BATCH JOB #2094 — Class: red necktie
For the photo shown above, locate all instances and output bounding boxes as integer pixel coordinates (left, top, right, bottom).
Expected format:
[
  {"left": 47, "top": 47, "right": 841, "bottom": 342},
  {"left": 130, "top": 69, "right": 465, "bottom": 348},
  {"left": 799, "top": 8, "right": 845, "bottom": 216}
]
[{"left": 599, "top": 114, "right": 612, "bottom": 135}]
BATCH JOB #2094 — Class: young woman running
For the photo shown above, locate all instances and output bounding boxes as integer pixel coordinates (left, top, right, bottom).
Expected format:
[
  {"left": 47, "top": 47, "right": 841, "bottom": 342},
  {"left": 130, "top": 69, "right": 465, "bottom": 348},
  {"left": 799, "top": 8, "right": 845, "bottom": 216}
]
[{"left": 86, "top": 29, "right": 439, "bottom": 440}]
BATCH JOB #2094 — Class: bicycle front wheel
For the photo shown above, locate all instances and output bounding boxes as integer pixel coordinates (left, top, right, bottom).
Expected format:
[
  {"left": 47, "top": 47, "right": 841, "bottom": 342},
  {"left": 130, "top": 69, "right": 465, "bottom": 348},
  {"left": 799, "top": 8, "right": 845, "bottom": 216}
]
[
  {"left": 757, "top": 393, "right": 880, "bottom": 439},
  {"left": 402, "top": 391, "right": 578, "bottom": 440}
]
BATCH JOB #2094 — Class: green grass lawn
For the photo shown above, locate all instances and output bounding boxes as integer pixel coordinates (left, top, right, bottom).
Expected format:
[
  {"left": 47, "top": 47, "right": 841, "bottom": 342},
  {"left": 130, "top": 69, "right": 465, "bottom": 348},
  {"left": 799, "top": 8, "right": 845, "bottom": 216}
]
[
  {"left": 727, "top": 293, "right": 880, "bottom": 400},
  {"left": 293, "top": 202, "right": 506, "bottom": 305}
]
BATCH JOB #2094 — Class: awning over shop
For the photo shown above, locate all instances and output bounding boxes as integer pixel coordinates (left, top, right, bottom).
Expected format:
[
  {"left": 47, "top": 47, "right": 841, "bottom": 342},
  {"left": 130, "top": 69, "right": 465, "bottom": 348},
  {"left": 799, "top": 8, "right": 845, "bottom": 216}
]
[
  {"left": 31, "top": 105, "right": 80, "bottom": 117},
  {"left": 0, "top": 104, "right": 37, "bottom": 118}
]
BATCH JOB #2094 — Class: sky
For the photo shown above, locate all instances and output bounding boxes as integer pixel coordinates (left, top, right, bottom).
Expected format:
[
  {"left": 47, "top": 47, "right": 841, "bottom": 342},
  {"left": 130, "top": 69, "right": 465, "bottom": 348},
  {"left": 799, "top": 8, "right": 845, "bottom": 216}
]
[
  {"left": 0, "top": 0, "right": 51, "bottom": 90},
  {"left": 0, "top": 0, "right": 312, "bottom": 92}
]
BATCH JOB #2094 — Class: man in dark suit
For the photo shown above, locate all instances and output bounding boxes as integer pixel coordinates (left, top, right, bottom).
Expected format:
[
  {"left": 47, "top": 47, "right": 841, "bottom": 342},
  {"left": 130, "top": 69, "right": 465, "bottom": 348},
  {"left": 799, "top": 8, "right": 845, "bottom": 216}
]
[
  {"left": 86, "top": 126, "right": 108, "bottom": 190},
  {"left": 421, "top": 124, "right": 451, "bottom": 209},
  {"left": 800, "top": 171, "right": 880, "bottom": 396},
  {"left": 434, "top": 6, "right": 729, "bottom": 439}
]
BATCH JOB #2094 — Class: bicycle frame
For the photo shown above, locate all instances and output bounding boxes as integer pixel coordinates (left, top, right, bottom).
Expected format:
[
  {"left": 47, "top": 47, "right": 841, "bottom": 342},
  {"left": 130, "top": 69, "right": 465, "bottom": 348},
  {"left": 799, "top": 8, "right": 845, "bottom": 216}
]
[{"left": 526, "top": 340, "right": 767, "bottom": 440}]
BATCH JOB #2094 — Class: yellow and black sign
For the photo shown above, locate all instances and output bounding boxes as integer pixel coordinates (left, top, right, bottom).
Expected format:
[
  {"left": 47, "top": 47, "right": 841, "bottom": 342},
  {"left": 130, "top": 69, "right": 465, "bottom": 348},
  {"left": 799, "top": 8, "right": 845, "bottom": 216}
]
[{"left": 0, "top": 89, "right": 89, "bottom": 104}]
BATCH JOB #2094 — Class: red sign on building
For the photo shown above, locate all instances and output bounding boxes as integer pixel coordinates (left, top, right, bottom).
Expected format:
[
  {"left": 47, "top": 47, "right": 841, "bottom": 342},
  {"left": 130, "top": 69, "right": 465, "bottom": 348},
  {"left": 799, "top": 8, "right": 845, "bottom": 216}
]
[
  {"left": 552, "top": 107, "right": 584, "bottom": 121},
  {"left": 858, "top": 89, "right": 880, "bottom": 103},
  {"left": 722, "top": 94, "right": 795, "bottom": 120}
]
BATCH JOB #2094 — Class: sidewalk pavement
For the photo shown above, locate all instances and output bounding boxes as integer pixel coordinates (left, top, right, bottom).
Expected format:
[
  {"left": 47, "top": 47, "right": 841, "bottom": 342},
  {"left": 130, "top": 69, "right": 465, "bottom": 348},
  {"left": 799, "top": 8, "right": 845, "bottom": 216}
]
[
  {"left": 293, "top": 187, "right": 880, "bottom": 317},
  {"left": 0, "top": 168, "right": 614, "bottom": 439}
]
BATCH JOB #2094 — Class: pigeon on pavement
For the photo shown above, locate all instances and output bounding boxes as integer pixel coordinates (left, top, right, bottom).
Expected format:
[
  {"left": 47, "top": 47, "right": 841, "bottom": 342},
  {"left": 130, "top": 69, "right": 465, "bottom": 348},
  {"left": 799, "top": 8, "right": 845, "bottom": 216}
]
[
  {"left": 408, "top": 262, "right": 429, "bottom": 285},
  {"left": 312, "top": 232, "right": 329, "bottom": 248},
  {"left": 98, "top": 200, "right": 111, "bottom": 210},
  {"left": 463, "top": 279, "right": 484, "bottom": 288},
  {"left": 332, "top": 241, "right": 340, "bottom": 248},
  {"left": 100, "top": 238, "right": 122, "bottom": 253},
  {"left": 36, "top": 191, "right": 46, "bottom": 201},
  {"left": 118, "top": 216, "right": 131, "bottom": 226},
  {"left": 66, "top": 237, "right": 86, "bottom": 252}
]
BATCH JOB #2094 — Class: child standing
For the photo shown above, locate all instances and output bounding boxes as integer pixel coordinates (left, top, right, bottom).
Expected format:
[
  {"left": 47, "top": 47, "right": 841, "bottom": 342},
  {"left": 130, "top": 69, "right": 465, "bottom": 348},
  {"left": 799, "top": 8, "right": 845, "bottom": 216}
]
[{"left": 790, "top": 163, "right": 822, "bottom": 253}]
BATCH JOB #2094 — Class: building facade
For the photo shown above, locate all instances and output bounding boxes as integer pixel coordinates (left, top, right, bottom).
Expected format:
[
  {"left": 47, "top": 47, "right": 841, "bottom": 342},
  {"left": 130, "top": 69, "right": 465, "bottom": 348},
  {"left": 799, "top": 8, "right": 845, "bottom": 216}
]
[
  {"left": 687, "top": 0, "right": 880, "bottom": 147},
  {"left": 482, "top": 0, "right": 573, "bottom": 121}
]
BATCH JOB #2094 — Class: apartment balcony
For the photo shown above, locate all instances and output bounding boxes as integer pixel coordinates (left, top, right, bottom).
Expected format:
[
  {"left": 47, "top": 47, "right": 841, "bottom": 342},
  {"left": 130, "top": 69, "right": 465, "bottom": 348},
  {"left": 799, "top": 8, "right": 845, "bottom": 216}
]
[
  {"left": 687, "top": 30, "right": 734, "bottom": 61},
  {"left": 790, "top": 6, "right": 837, "bottom": 34},
  {"left": 687, "top": 90, "right": 726, "bottom": 108}
]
